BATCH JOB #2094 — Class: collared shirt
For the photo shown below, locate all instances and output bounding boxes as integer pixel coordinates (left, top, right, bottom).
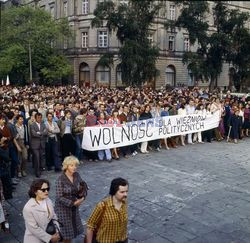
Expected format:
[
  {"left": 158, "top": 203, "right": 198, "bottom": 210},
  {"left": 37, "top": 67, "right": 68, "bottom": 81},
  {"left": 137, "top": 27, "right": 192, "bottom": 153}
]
[
  {"left": 87, "top": 196, "right": 128, "bottom": 243},
  {"left": 64, "top": 119, "right": 72, "bottom": 134},
  {"left": 46, "top": 121, "right": 56, "bottom": 138},
  {"left": 16, "top": 124, "right": 25, "bottom": 139},
  {"left": 36, "top": 122, "right": 41, "bottom": 130},
  {"left": 186, "top": 105, "right": 195, "bottom": 115}
]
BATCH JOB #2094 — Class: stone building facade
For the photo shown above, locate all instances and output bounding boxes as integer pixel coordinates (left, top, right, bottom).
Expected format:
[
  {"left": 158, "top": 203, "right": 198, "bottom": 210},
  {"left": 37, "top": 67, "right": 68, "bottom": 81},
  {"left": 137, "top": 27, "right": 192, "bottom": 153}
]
[{"left": 21, "top": 0, "right": 250, "bottom": 89}]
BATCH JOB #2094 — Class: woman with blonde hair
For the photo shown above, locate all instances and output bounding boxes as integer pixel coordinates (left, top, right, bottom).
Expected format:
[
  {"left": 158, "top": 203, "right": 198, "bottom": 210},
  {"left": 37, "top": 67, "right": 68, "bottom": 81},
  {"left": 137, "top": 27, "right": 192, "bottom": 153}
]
[{"left": 55, "top": 156, "right": 88, "bottom": 243}]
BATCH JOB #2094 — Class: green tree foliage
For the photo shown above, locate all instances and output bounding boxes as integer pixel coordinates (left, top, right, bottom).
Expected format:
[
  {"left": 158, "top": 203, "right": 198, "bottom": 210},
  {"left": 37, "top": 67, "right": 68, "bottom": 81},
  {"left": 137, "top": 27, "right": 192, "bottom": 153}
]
[
  {"left": 225, "top": 9, "right": 250, "bottom": 90},
  {"left": 0, "top": 6, "right": 73, "bottom": 84},
  {"left": 171, "top": 1, "right": 250, "bottom": 90},
  {"left": 92, "top": 0, "right": 161, "bottom": 86}
]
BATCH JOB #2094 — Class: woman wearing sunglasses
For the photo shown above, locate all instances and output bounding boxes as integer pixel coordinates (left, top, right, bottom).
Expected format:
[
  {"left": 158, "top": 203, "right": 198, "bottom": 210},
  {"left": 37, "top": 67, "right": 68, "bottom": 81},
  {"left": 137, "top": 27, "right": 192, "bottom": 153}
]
[{"left": 23, "top": 179, "right": 60, "bottom": 243}]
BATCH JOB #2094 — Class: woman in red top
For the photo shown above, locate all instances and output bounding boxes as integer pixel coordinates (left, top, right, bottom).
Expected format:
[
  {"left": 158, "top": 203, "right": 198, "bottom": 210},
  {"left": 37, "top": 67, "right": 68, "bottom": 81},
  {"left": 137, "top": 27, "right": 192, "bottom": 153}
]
[{"left": 0, "top": 114, "right": 11, "bottom": 151}]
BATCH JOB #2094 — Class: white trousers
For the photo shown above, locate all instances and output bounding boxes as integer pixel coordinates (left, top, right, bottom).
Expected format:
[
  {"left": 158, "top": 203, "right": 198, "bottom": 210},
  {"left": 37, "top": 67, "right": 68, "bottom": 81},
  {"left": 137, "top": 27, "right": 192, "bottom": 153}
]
[
  {"left": 193, "top": 132, "right": 202, "bottom": 142},
  {"left": 140, "top": 142, "right": 148, "bottom": 153},
  {"left": 187, "top": 133, "right": 193, "bottom": 143}
]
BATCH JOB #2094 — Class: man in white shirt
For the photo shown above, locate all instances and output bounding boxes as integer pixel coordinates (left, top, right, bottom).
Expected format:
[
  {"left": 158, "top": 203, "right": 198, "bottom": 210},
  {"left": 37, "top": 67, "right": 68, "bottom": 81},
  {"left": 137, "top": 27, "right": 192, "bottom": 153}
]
[{"left": 186, "top": 100, "right": 196, "bottom": 144}]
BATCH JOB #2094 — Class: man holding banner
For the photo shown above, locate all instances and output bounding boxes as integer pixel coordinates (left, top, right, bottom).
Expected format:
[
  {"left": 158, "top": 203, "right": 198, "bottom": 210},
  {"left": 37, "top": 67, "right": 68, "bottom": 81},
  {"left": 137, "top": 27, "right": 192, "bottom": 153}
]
[{"left": 186, "top": 99, "right": 196, "bottom": 144}]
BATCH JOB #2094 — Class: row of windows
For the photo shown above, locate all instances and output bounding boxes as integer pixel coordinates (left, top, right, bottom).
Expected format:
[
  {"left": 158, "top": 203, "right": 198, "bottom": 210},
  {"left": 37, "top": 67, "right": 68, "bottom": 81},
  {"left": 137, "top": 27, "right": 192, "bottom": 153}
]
[
  {"left": 80, "top": 31, "right": 108, "bottom": 48},
  {"left": 79, "top": 63, "right": 192, "bottom": 86},
  {"left": 46, "top": 1, "right": 176, "bottom": 20},
  {"left": 80, "top": 31, "right": 190, "bottom": 51}
]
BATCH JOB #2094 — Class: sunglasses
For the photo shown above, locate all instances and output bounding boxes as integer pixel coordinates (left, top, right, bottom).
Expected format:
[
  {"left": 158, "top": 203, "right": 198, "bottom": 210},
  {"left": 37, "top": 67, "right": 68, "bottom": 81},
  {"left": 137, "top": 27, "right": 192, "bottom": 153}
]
[{"left": 39, "top": 187, "right": 50, "bottom": 192}]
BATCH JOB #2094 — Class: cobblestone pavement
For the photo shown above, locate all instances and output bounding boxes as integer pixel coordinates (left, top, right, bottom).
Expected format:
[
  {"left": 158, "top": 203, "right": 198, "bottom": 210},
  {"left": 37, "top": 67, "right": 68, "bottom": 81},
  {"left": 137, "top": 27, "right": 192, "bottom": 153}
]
[{"left": 1, "top": 138, "right": 250, "bottom": 243}]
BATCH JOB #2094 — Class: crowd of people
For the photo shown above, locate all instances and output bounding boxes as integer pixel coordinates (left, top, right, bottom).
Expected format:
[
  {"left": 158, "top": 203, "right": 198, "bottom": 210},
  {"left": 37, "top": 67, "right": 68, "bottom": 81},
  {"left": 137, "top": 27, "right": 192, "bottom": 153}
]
[{"left": 0, "top": 84, "right": 249, "bottom": 237}]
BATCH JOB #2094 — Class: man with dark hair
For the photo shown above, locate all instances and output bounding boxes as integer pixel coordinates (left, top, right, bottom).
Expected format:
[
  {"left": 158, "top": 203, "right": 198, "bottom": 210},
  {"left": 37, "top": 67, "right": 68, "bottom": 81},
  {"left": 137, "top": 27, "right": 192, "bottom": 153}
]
[
  {"left": 29, "top": 112, "right": 48, "bottom": 177},
  {"left": 15, "top": 115, "right": 29, "bottom": 177},
  {"left": 85, "top": 107, "right": 98, "bottom": 161},
  {"left": 73, "top": 108, "right": 87, "bottom": 161},
  {"left": 86, "top": 178, "right": 129, "bottom": 243},
  {"left": 6, "top": 111, "right": 21, "bottom": 179}
]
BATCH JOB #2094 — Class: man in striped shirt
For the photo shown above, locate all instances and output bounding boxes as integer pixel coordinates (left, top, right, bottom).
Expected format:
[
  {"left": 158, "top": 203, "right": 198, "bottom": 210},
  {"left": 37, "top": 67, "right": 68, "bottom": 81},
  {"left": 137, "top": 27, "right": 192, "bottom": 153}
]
[{"left": 86, "top": 178, "right": 129, "bottom": 243}]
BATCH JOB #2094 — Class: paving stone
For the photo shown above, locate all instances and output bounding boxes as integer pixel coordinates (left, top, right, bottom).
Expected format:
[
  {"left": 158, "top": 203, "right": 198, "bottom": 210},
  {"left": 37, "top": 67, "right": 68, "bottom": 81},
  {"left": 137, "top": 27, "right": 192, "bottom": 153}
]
[
  {"left": 189, "top": 230, "right": 243, "bottom": 243},
  {"left": 1, "top": 138, "right": 250, "bottom": 243},
  {"left": 141, "top": 235, "right": 173, "bottom": 243}
]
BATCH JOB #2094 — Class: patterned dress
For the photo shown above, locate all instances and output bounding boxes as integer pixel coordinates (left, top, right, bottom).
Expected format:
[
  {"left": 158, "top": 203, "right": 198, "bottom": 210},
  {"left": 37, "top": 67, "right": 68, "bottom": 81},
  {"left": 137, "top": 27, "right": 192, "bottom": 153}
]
[{"left": 55, "top": 172, "right": 87, "bottom": 240}]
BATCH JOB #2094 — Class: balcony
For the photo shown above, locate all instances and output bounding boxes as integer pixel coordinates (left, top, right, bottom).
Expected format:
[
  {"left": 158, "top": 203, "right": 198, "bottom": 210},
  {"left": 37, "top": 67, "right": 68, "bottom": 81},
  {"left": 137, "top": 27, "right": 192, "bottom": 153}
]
[{"left": 63, "top": 47, "right": 120, "bottom": 56}]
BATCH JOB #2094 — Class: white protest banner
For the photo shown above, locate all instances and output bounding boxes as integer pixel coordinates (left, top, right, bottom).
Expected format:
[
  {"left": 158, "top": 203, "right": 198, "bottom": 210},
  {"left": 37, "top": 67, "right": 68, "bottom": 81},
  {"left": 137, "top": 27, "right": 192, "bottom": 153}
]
[{"left": 82, "top": 111, "right": 220, "bottom": 151}]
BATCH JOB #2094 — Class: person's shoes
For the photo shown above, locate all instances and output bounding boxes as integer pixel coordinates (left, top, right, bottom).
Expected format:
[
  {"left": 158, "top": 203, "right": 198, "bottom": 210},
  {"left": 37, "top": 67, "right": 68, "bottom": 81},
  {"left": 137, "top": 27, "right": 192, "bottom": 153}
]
[
  {"left": 41, "top": 167, "right": 46, "bottom": 171},
  {"left": 124, "top": 155, "right": 129, "bottom": 159},
  {"left": 55, "top": 168, "right": 62, "bottom": 172},
  {"left": 88, "top": 159, "right": 93, "bottom": 162},
  {"left": 156, "top": 147, "right": 161, "bottom": 152},
  {"left": 22, "top": 171, "right": 27, "bottom": 177},
  {"left": 17, "top": 172, "right": 22, "bottom": 178},
  {"left": 199, "top": 141, "right": 204, "bottom": 144},
  {"left": 47, "top": 167, "right": 52, "bottom": 171},
  {"left": 36, "top": 173, "right": 41, "bottom": 178},
  {"left": 107, "top": 159, "right": 112, "bottom": 163}
]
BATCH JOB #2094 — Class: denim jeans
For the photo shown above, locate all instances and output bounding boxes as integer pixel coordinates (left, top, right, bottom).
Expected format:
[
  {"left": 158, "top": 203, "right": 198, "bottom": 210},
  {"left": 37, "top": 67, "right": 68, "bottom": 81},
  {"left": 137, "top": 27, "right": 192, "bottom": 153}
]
[
  {"left": 75, "top": 134, "right": 83, "bottom": 160},
  {"left": 45, "top": 137, "right": 60, "bottom": 169},
  {"left": 98, "top": 149, "right": 112, "bottom": 160}
]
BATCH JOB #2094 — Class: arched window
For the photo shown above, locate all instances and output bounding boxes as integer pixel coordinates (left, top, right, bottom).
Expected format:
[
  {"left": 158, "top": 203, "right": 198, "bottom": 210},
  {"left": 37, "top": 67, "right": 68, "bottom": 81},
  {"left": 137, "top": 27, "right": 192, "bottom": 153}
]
[
  {"left": 188, "top": 67, "right": 194, "bottom": 86},
  {"left": 165, "top": 65, "right": 176, "bottom": 86},
  {"left": 79, "top": 62, "right": 90, "bottom": 87},
  {"left": 96, "top": 65, "right": 110, "bottom": 84},
  {"left": 116, "top": 64, "right": 123, "bottom": 86}
]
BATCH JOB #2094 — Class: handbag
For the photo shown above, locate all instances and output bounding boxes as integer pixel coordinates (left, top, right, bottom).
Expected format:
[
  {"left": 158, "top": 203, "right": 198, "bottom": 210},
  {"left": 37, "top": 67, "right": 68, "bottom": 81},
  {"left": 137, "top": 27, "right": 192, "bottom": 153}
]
[
  {"left": 77, "top": 181, "right": 89, "bottom": 199},
  {"left": 46, "top": 219, "right": 63, "bottom": 242},
  {"left": 45, "top": 201, "right": 63, "bottom": 241},
  {"left": 46, "top": 219, "right": 57, "bottom": 235},
  {"left": 84, "top": 201, "right": 106, "bottom": 243}
]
